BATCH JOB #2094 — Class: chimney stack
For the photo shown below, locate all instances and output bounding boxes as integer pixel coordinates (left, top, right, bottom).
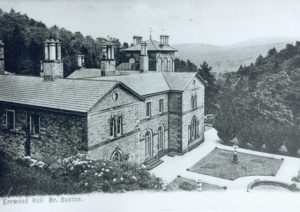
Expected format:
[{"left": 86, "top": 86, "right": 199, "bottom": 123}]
[
  {"left": 77, "top": 54, "right": 85, "bottom": 68},
  {"left": 140, "top": 41, "right": 149, "bottom": 72},
  {"left": 160, "top": 35, "right": 169, "bottom": 46},
  {"left": 0, "top": 40, "right": 4, "bottom": 74},
  {"left": 133, "top": 36, "right": 143, "bottom": 45},
  {"left": 42, "top": 39, "right": 63, "bottom": 80},
  {"left": 100, "top": 43, "right": 116, "bottom": 76}
]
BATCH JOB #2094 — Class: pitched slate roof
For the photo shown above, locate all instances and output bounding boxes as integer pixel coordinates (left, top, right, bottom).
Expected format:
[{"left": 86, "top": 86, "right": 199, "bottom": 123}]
[
  {"left": 162, "top": 72, "right": 198, "bottom": 90},
  {"left": 93, "top": 73, "right": 170, "bottom": 96},
  {"left": 121, "top": 39, "right": 177, "bottom": 52},
  {"left": 92, "top": 72, "right": 199, "bottom": 96},
  {"left": 67, "top": 68, "right": 102, "bottom": 79},
  {"left": 0, "top": 75, "right": 119, "bottom": 113}
]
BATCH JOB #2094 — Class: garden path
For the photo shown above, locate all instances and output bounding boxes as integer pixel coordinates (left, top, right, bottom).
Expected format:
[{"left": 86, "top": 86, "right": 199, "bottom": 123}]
[{"left": 150, "top": 128, "right": 300, "bottom": 191}]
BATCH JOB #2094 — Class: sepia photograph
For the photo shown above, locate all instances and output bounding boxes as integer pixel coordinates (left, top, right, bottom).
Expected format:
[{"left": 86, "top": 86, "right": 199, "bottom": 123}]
[{"left": 0, "top": 0, "right": 299, "bottom": 211}]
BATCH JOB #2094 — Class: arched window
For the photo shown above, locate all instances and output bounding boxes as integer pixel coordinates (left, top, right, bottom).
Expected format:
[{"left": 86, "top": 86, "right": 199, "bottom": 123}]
[
  {"left": 188, "top": 116, "right": 199, "bottom": 143},
  {"left": 111, "top": 148, "right": 122, "bottom": 161},
  {"left": 145, "top": 130, "right": 153, "bottom": 159},
  {"left": 191, "top": 94, "right": 198, "bottom": 110},
  {"left": 158, "top": 126, "right": 164, "bottom": 153},
  {"left": 110, "top": 115, "right": 123, "bottom": 138}
]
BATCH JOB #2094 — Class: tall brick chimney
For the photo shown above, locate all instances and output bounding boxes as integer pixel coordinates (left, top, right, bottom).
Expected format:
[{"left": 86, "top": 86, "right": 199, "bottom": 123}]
[
  {"left": 0, "top": 40, "right": 4, "bottom": 74},
  {"left": 133, "top": 36, "right": 143, "bottom": 45},
  {"left": 100, "top": 43, "right": 116, "bottom": 76},
  {"left": 140, "top": 41, "right": 149, "bottom": 72},
  {"left": 160, "top": 35, "right": 169, "bottom": 46},
  {"left": 77, "top": 54, "right": 85, "bottom": 68},
  {"left": 42, "top": 39, "right": 63, "bottom": 80}
]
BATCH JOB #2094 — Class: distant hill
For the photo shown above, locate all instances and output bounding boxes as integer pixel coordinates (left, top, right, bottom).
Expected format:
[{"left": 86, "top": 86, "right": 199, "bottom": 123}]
[{"left": 174, "top": 38, "right": 297, "bottom": 75}]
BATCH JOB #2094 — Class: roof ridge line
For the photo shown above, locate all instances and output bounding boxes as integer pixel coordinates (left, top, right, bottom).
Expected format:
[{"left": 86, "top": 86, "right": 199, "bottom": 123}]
[
  {"left": 182, "top": 72, "right": 198, "bottom": 90},
  {"left": 161, "top": 72, "right": 172, "bottom": 90}
]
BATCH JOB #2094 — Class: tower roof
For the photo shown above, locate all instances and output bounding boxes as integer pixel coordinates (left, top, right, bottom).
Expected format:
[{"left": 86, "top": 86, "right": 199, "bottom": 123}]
[{"left": 121, "top": 39, "right": 177, "bottom": 52}]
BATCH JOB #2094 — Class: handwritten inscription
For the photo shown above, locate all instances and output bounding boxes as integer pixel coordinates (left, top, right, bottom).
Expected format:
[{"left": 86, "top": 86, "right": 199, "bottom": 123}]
[{"left": 1, "top": 196, "right": 82, "bottom": 206}]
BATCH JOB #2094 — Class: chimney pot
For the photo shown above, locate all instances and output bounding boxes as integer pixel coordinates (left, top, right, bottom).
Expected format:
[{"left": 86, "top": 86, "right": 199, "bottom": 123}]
[
  {"left": 42, "top": 39, "right": 63, "bottom": 80},
  {"left": 140, "top": 41, "right": 149, "bottom": 72},
  {"left": 133, "top": 36, "right": 143, "bottom": 45},
  {"left": 160, "top": 35, "right": 169, "bottom": 46}
]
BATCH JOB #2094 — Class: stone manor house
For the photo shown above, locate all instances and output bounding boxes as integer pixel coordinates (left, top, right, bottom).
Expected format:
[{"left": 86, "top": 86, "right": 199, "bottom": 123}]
[{"left": 0, "top": 35, "right": 205, "bottom": 166}]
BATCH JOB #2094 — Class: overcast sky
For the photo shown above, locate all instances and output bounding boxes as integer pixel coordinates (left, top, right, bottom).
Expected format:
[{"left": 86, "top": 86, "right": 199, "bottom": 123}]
[{"left": 1, "top": 0, "right": 300, "bottom": 45}]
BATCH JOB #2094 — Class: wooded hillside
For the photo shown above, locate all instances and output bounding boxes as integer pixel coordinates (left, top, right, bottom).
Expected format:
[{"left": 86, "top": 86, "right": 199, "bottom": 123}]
[
  {"left": 0, "top": 9, "right": 119, "bottom": 76},
  {"left": 215, "top": 43, "right": 300, "bottom": 156}
]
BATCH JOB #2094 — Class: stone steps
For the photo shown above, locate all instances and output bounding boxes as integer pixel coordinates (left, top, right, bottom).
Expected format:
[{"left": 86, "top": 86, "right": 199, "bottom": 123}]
[{"left": 144, "top": 158, "right": 164, "bottom": 170}]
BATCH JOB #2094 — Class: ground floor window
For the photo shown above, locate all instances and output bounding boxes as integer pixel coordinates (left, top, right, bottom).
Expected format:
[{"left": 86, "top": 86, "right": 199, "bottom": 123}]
[
  {"left": 158, "top": 126, "right": 164, "bottom": 152},
  {"left": 4, "top": 110, "right": 15, "bottom": 130},
  {"left": 145, "top": 130, "right": 153, "bottom": 159},
  {"left": 30, "top": 114, "right": 40, "bottom": 135},
  {"left": 188, "top": 116, "right": 200, "bottom": 143}
]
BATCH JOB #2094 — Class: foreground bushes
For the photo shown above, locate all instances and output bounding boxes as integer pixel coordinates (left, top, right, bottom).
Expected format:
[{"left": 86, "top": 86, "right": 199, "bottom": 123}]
[
  {"left": 0, "top": 152, "right": 162, "bottom": 196},
  {"left": 55, "top": 154, "right": 162, "bottom": 193}
]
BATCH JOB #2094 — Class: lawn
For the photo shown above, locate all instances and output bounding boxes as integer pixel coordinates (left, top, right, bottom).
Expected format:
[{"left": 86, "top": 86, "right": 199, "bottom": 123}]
[{"left": 188, "top": 148, "right": 283, "bottom": 180}]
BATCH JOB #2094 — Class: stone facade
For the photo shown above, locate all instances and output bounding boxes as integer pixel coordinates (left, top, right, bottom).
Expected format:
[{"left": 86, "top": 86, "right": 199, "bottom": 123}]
[
  {"left": 87, "top": 86, "right": 143, "bottom": 162},
  {"left": 181, "top": 78, "right": 205, "bottom": 152},
  {"left": 0, "top": 104, "right": 87, "bottom": 164},
  {"left": 87, "top": 88, "right": 169, "bottom": 164},
  {"left": 167, "top": 92, "right": 182, "bottom": 152},
  {"left": 139, "top": 94, "right": 169, "bottom": 160},
  {"left": 156, "top": 53, "right": 175, "bottom": 72},
  {"left": 0, "top": 76, "right": 205, "bottom": 165}
]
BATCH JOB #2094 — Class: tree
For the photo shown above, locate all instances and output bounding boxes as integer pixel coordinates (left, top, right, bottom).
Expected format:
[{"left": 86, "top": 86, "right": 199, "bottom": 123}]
[
  {"left": 174, "top": 58, "right": 198, "bottom": 72},
  {"left": 197, "top": 61, "right": 219, "bottom": 114},
  {"left": 0, "top": 9, "right": 106, "bottom": 76},
  {"left": 255, "top": 54, "right": 264, "bottom": 65},
  {"left": 213, "top": 91, "right": 238, "bottom": 143},
  {"left": 267, "top": 48, "right": 277, "bottom": 57}
]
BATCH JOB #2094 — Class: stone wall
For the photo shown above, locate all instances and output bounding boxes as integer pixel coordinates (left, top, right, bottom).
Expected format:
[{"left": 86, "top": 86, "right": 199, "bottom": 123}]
[
  {"left": 87, "top": 86, "right": 143, "bottom": 162},
  {"left": 88, "top": 91, "right": 169, "bottom": 163},
  {"left": 139, "top": 94, "right": 169, "bottom": 160},
  {"left": 181, "top": 77, "right": 205, "bottom": 152},
  {"left": 168, "top": 92, "right": 182, "bottom": 152},
  {"left": 0, "top": 104, "right": 87, "bottom": 164},
  {"left": 43, "top": 62, "right": 64, "bottom": 78}
]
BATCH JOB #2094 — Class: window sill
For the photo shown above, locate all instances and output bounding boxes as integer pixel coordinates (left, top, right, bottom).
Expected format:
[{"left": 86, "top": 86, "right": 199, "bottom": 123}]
[
  {"left": 30, "top": 134, "right": 40, "bottom": 139},
  {"left": 110, "top": 134, "right": 123, "bottom": 139}
]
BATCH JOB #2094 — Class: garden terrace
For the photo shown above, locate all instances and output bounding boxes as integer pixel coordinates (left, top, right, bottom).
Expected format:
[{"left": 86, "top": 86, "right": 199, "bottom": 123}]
[{"left": 188, "top": 148, "right": 283, "bottom": 180}]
